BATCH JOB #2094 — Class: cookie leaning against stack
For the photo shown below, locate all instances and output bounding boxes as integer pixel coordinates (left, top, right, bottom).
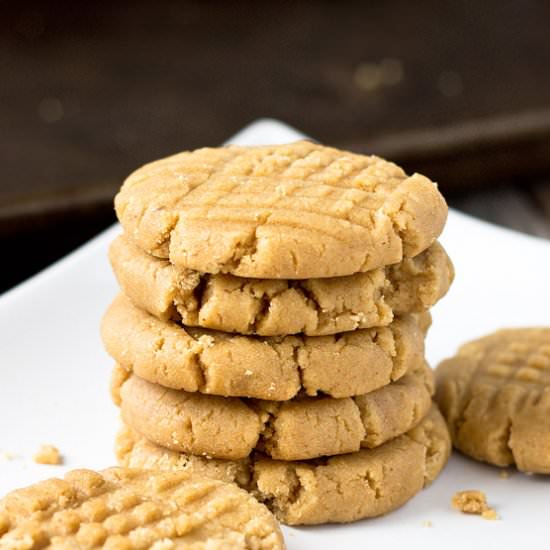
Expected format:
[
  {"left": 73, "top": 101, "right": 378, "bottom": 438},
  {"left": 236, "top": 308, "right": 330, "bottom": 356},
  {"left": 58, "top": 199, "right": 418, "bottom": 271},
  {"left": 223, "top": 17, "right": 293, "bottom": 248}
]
[{"left": 101, "top": 140, "right": 454, "bottom": 525}]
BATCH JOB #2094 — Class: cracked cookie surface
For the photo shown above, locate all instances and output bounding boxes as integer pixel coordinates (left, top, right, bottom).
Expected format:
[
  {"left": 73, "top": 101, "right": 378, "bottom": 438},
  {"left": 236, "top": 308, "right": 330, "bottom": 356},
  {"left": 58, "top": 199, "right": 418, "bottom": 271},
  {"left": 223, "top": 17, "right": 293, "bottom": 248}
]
[
  {"left": 115, "top": 141, "right": 448, "bottom": 279},
  {"left": 116, "top": 405, "right": 451, "bottom": 525},
  {"left": 110, "top": 234, "right": 453, "bottom": 336},
  {"left": 435, "top": 328, "right": 550, "bottom": 473},
  {"left": 0, "top": 468, "right": 284, "bottom": 549},
  {"left": 101, "top": 295, "right": 427, "bottom": 401},
  {"left": 112, "top": 363, "right": 434, "bottom": 460}
]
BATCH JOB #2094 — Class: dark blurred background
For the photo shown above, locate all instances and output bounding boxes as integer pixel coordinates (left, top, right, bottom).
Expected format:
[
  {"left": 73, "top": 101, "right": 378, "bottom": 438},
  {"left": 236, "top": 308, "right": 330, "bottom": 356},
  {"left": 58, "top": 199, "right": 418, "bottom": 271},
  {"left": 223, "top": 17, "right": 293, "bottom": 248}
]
[{"left": 2, "top": 1, "right": 550, "bottom": 291}]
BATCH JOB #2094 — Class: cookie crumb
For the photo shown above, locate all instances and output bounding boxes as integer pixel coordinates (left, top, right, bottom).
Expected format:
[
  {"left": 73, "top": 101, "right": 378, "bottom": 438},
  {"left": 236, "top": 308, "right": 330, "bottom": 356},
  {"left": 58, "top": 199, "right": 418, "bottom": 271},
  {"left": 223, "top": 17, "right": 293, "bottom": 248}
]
[
  {"left": 33, "top": 444, "right": 62, "bottom": 465},
  {"left": 0, "top": 450, "right": 17, "bottom": 462},
  {"left": 422, "top": 520, "right": 433, "bottom": 528},
  {"left": 499, "top": 469, "right": 510, "bottom": 479},
  {"left": 244, "top": 369, "right": 253, "bottom": 376},
  {"left": 481, "top": 509, "right": 499, "bottom": 521},
  {"left": 452, "top": 490, "right": 498, "bottom": 520}
]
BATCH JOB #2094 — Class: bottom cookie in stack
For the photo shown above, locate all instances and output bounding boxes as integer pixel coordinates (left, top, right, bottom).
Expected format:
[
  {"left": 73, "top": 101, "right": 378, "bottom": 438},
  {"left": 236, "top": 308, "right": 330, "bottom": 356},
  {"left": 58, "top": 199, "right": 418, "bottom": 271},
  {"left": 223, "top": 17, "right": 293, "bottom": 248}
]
[{"left": 116, "top": 405, "right": 451, "bottom": 525}]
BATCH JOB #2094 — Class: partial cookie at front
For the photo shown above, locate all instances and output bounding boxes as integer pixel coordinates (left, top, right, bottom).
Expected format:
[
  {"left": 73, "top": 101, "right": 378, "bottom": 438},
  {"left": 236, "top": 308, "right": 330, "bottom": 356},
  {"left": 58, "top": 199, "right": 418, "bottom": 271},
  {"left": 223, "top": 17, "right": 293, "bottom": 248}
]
[
  {"left": 0, "top": 468, "right": 284, "bottom": 549},
  {"left": 117, "top": 405, "right": 451, "bottom": 525},
  {"left": 115, "top": 141, "right": 448, "bottom": 278},
  {"left": 435, "top": 327, "right": 550, "bottom": 473}
]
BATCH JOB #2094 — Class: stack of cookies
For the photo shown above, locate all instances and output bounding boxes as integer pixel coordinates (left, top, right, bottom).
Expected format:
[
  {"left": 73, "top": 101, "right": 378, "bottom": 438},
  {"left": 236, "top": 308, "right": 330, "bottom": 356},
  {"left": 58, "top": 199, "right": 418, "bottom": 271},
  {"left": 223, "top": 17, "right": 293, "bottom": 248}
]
[{"left": 101, "top": 141, "right": 454, "bottom": 525}]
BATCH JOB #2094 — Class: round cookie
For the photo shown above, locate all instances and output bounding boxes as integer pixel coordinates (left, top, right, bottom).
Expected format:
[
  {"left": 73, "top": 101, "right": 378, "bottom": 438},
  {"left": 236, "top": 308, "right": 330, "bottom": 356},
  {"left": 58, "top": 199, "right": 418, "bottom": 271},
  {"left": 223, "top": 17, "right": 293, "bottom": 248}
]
[
  {"left": 0, "top": 468, "right": 284, "bottom": 549},
  {"left": 109, "top": 234, "right": 453, "bottom": 336},
  {"left": 116, "top": 405, "right": 451, "bottom": 525},
  {"left": 101, "top": 294, "right": 427, "bottom": 401},
  {"left": 113, "top": 363, "right": 435, "bottom": 461},
  {"left": 435, "top": 328, "right": 550, "bottom": 473},
  {"left": 115, "top": 141, "right": 448, "bottom": 279}
]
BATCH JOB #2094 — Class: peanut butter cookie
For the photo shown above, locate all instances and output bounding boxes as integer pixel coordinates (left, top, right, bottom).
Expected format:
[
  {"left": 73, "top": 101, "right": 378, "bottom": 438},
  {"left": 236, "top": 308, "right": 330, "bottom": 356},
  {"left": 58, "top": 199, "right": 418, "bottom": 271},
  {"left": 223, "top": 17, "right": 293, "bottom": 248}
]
[
  {"left": 116, "top": 405, "right": 450, "bottom": 525},
  {"left": 0, "top": 468, "right": 284, "bottom": 549},
  {"left": 109, "top": 234, "right": 453, "bottom": 336},
  {"left": 113, "top": 363, "right": 434, "bottom": 461},
  {"left": 435, "top": 328, "right": 550, "bottom": 473},
  {"left": 101, "top": 295, "right": 427, "bottom": 401},
  {"left": 115, "top": 141, "right": 447, "bottom": 278}
]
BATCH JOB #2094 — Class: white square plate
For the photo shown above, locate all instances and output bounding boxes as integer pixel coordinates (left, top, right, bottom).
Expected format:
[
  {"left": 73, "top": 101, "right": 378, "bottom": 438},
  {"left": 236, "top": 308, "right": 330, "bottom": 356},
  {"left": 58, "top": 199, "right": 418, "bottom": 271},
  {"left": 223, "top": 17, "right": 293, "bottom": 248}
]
[{"left": 1, "top": 120, "right": 549, "bottom": 549}]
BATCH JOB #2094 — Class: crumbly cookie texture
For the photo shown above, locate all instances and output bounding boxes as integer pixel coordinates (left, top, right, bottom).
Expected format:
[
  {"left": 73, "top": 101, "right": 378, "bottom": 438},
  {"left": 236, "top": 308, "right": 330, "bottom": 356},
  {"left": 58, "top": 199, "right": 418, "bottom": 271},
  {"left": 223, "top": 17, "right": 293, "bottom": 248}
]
[
  {"left": 33, "top": 444, "right": 62, "bottom": 465},
  {"left": 117, "top": 405, "right": 451, "bottom": 525},
  {"left": 0, "top": 468, "right": 284, "bottom": 549},
  {"left": 114, "top": 141, "right": 448, "bottom": 279},
  {"left": 109, "top": 235, "right": 453, "bottom": 336},
  {"left": 112, "top": 363, "right": 434, "bottom": 461},
  {"left": 435, "top": 328, "right": 550, "bottom": 473},
  {"left": 101, "top": 294, "right": 427, "bottom": 401},
  {"left": 451, "top": 490, "right": 498, "bottom": 520}
]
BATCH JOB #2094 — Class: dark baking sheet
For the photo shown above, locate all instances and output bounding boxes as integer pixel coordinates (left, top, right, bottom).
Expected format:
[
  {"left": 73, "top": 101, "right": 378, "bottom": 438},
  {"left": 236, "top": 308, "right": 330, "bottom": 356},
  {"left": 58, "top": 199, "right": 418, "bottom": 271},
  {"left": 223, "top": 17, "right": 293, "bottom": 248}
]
[{"left": 2, "top": 0, "right": 550, "bottom": 290}]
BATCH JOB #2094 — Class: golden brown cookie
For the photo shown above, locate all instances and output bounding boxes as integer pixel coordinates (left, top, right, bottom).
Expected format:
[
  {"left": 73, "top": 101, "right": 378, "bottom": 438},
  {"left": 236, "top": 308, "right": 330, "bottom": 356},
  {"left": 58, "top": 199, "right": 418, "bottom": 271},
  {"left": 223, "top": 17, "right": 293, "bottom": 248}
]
[
  {"left": 113, "top": 363, "right": 434, "bottom": 461},
  {"left": 109, "top": 234, "right": 453, "bottom": 336},
  {"left": 115, "top": 141, "right": 447, "bottom": 279},
  {"left": 435, "top": 328, "right": 550, "bottom": 473},
  {"left": 116, "top": 405, "right": 451, "bottom": 525},
  {"left": 0, "top": 468, "right": 284, "bottom": 549},
  {"left": 101, "top": 295, "right": 427, "bottom": 401}
]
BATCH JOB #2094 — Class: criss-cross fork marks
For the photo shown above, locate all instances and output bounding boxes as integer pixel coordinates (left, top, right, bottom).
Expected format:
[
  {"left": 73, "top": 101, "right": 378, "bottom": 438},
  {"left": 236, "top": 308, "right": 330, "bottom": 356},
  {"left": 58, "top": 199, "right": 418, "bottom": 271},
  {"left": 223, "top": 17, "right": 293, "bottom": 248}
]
[
  {"left": 455, "top": 332, "right": 550, "bottom": 426},
  {"left": 0, "top": 469, "right": 280, "bottom": 549},
  {"left": 142, "top": 142, "right": 408, "bottom": 232},
  {"left": 473, "top": 335, "right": 550, "bottom": 389},
  {"left": 116, "top": 140, "right": 447, "bottom": 277},
  {"left": 438, "top": 330, "right": 550, "bottom": 472},
  {"left": 118, "top": 141, "right": 439, "bottom": 244}
]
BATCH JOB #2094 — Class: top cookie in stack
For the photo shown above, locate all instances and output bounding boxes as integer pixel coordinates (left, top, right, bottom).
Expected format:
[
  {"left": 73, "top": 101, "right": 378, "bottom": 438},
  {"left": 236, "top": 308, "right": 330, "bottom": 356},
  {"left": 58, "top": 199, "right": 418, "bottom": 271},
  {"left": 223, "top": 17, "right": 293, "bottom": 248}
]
[
  {"left": 115, "top": 140, "right": 447, "bottom": 279},
  {"left": 102, "top": 141, "right": 453, "bottom": 525}
]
